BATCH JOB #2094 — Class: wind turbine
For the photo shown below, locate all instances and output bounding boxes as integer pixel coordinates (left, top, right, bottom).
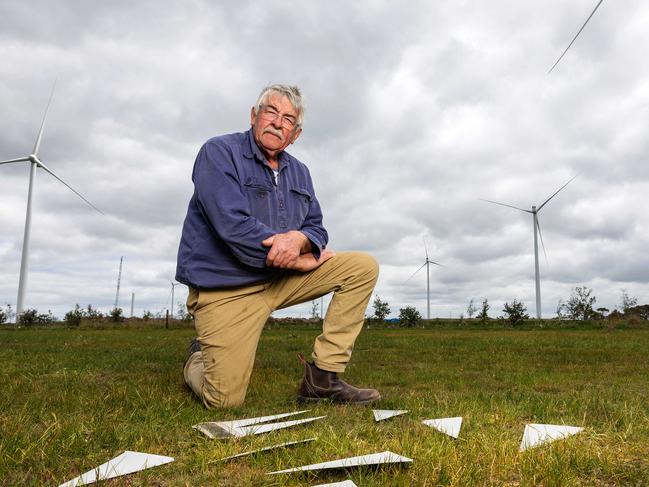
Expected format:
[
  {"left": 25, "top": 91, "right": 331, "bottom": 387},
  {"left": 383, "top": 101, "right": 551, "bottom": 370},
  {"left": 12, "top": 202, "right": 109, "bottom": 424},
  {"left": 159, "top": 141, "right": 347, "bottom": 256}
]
[
  {"left": 405, "top": 239, "right": 443, "bottom": 320},
  {"left": 0, "top": 84, "right": 103, "bottom": 319},
  {"left": 481, "top": 175, "right": 578, "bottom": 319}
]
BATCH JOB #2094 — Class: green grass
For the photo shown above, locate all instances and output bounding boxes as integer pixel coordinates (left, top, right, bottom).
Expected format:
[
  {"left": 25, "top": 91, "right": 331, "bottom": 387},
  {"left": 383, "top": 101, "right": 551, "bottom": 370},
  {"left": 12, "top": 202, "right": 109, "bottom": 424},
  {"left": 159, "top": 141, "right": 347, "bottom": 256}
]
[{"left": 1, "top": 325, "right": 648, "bottom": 486}]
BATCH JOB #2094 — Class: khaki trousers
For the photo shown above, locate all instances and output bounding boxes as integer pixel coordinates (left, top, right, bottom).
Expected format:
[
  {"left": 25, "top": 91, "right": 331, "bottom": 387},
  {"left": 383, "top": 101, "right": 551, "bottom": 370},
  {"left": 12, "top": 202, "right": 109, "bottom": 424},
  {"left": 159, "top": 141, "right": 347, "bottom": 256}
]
[{"left": 183, "top": 251, "right": 378, "bottom": 408}]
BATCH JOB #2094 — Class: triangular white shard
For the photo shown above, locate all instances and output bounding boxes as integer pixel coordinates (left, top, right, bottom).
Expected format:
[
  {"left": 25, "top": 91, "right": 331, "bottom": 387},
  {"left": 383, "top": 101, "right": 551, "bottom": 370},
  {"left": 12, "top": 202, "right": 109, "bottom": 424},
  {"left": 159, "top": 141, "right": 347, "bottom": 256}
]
[
  {"left": 58, "top": 451, "right": 174, "bottom": 487},
  {"left": 422, "top": 417, "right": 463, "bottom": 439},
  {"left": 212, "top": 437, "right": 316, "bottom": 462},
  {"left": 194, "top": 415, "right": 325, "bottom": 439},
  {"left": 193, "top": 409, "right": 312, "bottom": 439},
  {"left": 236, "top": 416, "right": 326, "bottom": 436},
  {"left": 312, "top": 481, "right": 358, "bottom": 487},
  {"left": 519, "top": 423, "right": 584, "bottom": 451},
  {"left": 267, "top": 450, "right": 413, "bottom": 475},
  {"left": 372, "top": 409, "right": 408, "bottom": 422}
]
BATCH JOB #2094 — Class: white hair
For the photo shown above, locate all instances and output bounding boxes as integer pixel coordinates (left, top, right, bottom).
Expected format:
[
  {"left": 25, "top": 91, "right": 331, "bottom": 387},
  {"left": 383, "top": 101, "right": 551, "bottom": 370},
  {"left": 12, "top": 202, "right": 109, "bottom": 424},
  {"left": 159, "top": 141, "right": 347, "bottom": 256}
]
[{"left": 255, "top": 84, "right": 305, "bottom": 127}]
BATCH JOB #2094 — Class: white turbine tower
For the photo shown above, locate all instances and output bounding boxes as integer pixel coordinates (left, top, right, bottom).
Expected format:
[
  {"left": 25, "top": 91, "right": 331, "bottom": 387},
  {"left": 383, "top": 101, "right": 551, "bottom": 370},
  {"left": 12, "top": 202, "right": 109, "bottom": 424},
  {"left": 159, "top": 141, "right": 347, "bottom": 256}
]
[
  {"left": 405, "top": 239, "right": 443, "bottom": 320},
  {"left": 0, "top": 84, "right": 103, "bottom": 319},
  {"left": 481, "top": 175, "right": 578, "bottom": 319}
]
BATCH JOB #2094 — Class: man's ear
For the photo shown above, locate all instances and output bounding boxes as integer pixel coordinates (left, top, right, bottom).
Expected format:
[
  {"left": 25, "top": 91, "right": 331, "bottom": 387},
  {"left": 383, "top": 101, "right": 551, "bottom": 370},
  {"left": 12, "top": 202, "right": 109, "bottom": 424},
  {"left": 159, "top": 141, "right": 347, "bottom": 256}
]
[
  {"left": 289, "top": 127, "right": 302, "bottom": 145},
  {"left": 250, "top": 106, "right": 257, "bottom": 127}
]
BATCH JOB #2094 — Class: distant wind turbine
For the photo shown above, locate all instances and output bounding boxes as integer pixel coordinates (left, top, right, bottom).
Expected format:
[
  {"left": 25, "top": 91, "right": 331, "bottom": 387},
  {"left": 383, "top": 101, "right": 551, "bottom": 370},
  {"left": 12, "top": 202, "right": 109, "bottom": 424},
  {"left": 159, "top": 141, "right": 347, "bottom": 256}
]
[
  {"left": 404, "top": 239, "right": 443, "bottom": 320},
  {"left": 481, "top": 175, "right": 579, "bottom": 319},
  {"left": 0, "top": 83, "right": 103, "bottom": 319}
]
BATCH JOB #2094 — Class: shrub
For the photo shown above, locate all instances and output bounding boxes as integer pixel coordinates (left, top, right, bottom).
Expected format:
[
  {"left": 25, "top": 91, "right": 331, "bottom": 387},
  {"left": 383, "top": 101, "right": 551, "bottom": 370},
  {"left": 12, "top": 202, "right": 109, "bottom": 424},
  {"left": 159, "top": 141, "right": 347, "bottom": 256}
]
[
  {"left": 399, "top": 306, "right": 422, "bottom": 328},
  {"left": 64, "top": 304, "right": 84, "bottom": 326},
  {"left": 109, "top": 307, "right": 124, "bottom": 322},
  {"left": 372, "top": 295, "right": 391, "bottom": 321},
  {"left": 477, "top": 298, "right": 490, "bottom": 322},
  {"left": 18, "top": 308, "right": 57, "bottom": 326},
  {"left": 502, "top": 300, "right": 529, "bottom": 326},
  {"left": 0, "top": 307, "right": 7, "bottom": 325}
]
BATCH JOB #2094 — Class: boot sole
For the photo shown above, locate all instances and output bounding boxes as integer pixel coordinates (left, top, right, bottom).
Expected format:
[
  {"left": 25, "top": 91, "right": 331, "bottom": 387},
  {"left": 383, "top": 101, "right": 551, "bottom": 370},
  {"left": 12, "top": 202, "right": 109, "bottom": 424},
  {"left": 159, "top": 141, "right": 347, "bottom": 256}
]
[{"left": 297, "top": 395, "right": 380, "bottom": 406}]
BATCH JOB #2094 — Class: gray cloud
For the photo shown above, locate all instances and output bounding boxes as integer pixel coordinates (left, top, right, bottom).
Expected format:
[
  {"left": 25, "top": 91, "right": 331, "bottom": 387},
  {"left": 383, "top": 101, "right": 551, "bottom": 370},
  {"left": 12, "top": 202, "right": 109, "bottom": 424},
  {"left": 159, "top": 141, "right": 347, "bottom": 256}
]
[{"left": 1, "top": 0, "right": 648, "bottom": 320}]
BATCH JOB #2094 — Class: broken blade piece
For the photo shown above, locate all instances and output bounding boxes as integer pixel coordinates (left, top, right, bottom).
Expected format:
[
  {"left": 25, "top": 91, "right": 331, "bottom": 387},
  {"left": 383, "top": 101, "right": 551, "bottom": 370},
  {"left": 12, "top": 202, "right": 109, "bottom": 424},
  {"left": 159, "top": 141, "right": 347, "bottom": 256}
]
[
  {"left": 236, "top": 416, "right": 327, "bottom": 437},
  {"left": 58, "top": 451, "right": 174, "bottom": 487},
  {"left": 372, "top": 409, "right": 408, "bottom": 422},
  {"left": 210, "top": 438, "right": 316, "bottom": 463},
  {"left": 520, "top": 423, "right": 584, "bottom": 451},
  {"left": 267, "top": 450, "right": 413, "bottom": 475},
  {"left": 312, "top": 480, "right": 358, "bottom": 487},
  {"left": 193, "top": 409, "right": 311, "bottom": 439},
  {"left": 422, "top": 417, "right": 463, "bottom": 439}
]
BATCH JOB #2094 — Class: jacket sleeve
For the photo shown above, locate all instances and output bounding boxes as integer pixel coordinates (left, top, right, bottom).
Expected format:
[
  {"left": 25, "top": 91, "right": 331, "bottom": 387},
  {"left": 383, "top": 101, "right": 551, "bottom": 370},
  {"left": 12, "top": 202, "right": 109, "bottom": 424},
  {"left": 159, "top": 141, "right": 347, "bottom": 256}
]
[
  {"left": 192, "top": 141, "right": 274, "bottom": 268},
  {"left": 299, "top": 169, "right": 329, "bottom": 259}
]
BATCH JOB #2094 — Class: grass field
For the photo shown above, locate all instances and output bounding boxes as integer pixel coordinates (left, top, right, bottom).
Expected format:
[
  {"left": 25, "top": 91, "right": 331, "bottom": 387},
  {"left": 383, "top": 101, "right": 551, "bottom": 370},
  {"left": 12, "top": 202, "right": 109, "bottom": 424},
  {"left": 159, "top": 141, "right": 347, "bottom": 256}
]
[{"left": 1, "top": 324, "right": 648, "bottom": 486}]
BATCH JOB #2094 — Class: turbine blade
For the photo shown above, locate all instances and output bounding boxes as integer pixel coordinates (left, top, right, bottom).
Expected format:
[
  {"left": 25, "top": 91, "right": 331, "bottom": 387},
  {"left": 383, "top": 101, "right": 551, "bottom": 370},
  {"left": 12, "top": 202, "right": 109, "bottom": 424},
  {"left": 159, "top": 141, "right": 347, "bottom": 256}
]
[
  {"left": 480, "top": 198, "right": 532, "bottom": 213},
  {"left": 548, "top": 0, "right": 605, "bottom": 74},
  {"left": 37, "top": 160, "right": 104, "bottom": 215},
  {"left": 404, "top": 262, "right": 427, "bottom": 284},
  {"left": 537, "top": 173, "right": 579, "bottom": 211},
  {"left": 0, "top": 156, "right": 30, "bottom": 165},
  {"left": 423, "top": 236, "right": 429, "bottom": 260},
  {"left": 536, "top": 217, "right": 549, "bottom": 266},
  {"left": 32, "top": 81, "right": 57, "bottom": 156},
  {"left": 429, "top": 260, "right": 444, "bottom": 267}
]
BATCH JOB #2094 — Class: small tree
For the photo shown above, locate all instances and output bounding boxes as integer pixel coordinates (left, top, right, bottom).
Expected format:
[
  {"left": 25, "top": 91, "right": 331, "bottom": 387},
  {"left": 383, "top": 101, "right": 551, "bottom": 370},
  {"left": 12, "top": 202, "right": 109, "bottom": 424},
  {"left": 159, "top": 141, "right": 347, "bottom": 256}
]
[
  {"left": 399, "top": 306, "right": 422, "bottom": 328},
  {"left": 502, "top": 299, "right": 529, "bottom": 326},
  {"left": 176, "top": 302, "right": 192, "bottom": 322},
  {"left": 562, "top": 286, "right": 597, "bottom": 320},
  {"left": 143, "top": 310, "right": 153, "bottom": 321},
  {"left": 372, "top": 295, "right": 391, "bottom": 321},
  {"left": 18, "top": 308, "right": 39, "bottom": 326},
  {"left": 64, "top": 304, "right": 84, "bottom": 326},
  {"left": 110, "top": 307, "right": 124, "bottom": 322},
  {"left": 620, "top": 289, "right": 638, "bottom": 313},
  {"left": 85, "top": 304, "right": 103, "bottom": 320},
  {"left": 466, "top": 299, "right": 477, "bottom": 319},
  {"left": 310, "top": 300, "right": 319, "bottom": 319},
  {"left": 477, "top": 298, "right": 490, "bottom": 321},
  {"left": 18, "top": 308, "right": 56, "bottom": 326},
  {"left": 0, "top": 305, "right": 8, "bottom": 324}
]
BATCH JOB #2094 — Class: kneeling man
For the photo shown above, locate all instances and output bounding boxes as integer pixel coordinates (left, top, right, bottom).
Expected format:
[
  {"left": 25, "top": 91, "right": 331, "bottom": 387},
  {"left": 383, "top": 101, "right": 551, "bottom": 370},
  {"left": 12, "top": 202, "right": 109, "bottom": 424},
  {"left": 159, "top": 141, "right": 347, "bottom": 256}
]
[{"left": 176, "top": 84, "right": 380, "bottom": 408}]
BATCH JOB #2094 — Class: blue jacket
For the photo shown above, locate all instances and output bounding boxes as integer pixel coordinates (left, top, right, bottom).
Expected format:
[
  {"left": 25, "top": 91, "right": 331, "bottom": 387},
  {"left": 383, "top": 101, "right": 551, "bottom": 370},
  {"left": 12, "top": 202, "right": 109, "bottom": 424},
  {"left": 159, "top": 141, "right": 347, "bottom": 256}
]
[{"left": 175, "top": 129, "right": 328, "bottom": 289}]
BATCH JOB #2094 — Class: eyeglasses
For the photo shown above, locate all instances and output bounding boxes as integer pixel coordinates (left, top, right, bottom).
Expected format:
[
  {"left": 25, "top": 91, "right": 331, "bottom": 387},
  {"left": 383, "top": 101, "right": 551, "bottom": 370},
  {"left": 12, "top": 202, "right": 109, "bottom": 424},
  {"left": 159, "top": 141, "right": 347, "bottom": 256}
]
[{"left": 259, "top": 105, "right": 298, "bottom": 130}]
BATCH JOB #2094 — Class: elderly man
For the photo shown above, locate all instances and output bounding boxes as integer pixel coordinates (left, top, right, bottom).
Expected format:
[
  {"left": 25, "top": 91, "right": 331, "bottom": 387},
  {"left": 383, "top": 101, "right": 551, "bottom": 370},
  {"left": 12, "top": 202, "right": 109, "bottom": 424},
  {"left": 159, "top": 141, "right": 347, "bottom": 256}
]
[{"left": 176, "top": 84, "right": 380, "bottom": 408}]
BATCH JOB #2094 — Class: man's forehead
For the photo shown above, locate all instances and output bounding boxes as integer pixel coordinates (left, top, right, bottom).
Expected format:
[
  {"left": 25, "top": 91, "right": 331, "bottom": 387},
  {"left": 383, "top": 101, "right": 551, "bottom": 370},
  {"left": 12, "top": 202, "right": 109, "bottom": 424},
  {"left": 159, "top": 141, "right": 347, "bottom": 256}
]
[{"left": 264, "top": 93, "right": 298, "bottom": 115}]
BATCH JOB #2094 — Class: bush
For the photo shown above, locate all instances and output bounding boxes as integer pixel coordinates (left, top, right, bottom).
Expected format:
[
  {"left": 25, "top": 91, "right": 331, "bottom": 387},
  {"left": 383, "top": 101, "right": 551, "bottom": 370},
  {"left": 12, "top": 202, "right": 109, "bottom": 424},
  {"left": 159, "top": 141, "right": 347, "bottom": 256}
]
[
  {"left": 109, "top": 307, "right": 124, "bottom": 322},
  {"left": 372, "top": 295, "right": 391, "bottom": 321},
  {"left": 64, "top": 304, "right": 84, "bottom": 326},
  {"left": 0, "top": 307, "right": 7, "bottom": 325},
  {"left": 560, "top": 286, "right": 597, "bottom": 320},
  {"left": 502, "top": 300, "right": 529, "bottom": 326},
  {"left": 399, "top": 306, "right": 422, "bottom": 328},
  {"left": 18, "top": 308, "right": 57, "bottom": 326}
]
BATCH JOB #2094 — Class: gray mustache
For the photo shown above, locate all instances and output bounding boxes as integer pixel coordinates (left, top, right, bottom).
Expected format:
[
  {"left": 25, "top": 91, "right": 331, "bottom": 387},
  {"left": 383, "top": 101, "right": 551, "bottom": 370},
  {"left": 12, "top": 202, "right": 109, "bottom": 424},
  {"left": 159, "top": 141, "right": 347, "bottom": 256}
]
[{"left": 263, "top": 127, "right": 284, "bottom": 138}]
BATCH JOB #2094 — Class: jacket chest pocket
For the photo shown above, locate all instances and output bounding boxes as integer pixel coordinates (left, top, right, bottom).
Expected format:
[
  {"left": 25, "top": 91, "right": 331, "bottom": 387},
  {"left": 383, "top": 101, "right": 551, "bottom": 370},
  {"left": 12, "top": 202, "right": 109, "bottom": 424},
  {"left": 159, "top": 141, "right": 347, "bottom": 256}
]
[
  {"left": 288, "top": 187, "right": 312, "bottom": 226},
  {"left": 244, "top": 177, "right": 273, "bottom": 225}
]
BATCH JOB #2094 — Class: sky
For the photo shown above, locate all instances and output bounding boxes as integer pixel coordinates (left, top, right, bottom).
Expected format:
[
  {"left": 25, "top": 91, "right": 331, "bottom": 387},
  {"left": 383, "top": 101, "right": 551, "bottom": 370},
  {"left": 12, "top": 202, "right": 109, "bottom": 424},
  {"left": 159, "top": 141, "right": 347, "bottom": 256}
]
[{"left": 1, "top": 0, "right": 648, "bottom": 320}]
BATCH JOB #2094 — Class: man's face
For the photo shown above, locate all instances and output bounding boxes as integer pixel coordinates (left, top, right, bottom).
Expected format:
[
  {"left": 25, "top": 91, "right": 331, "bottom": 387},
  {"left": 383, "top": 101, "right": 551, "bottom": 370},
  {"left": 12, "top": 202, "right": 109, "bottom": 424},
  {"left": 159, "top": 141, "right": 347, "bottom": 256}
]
[{"left": 250, "top": 93, "right": 302, "bottom": 158}]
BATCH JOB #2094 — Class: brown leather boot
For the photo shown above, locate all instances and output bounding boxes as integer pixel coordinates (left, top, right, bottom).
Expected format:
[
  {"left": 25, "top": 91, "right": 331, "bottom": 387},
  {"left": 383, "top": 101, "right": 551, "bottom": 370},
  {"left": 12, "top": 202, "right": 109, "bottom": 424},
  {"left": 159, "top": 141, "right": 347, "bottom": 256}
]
[{"left": 297, "top": 354, "right": 380, "bottom": 405}]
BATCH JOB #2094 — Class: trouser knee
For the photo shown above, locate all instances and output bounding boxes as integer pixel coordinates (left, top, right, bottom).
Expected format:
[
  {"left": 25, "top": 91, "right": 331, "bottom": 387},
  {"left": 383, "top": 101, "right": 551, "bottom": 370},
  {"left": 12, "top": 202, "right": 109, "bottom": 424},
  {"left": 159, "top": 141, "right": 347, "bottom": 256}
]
[
  {"left": 345, "top": 251, "right": 379, "bottom": 282},
  {"left": 202, "top": 386, "right": 245, "bottom": 409}
]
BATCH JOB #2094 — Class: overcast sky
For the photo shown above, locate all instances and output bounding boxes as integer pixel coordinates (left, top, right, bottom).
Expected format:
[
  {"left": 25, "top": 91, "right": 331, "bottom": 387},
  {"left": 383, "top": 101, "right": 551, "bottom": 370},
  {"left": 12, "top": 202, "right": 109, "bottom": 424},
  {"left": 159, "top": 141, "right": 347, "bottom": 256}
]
[{"left": 1, "top": 0, "right": 648, "bottom": 320}]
